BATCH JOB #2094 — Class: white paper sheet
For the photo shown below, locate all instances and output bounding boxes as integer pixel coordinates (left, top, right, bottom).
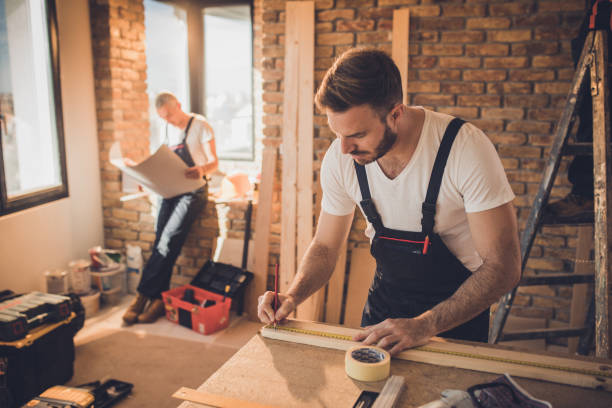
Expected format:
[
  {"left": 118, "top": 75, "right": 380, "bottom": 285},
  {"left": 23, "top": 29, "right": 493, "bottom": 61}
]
[{"left": 109, "top": 142, "right": 205, "bottom": 199}]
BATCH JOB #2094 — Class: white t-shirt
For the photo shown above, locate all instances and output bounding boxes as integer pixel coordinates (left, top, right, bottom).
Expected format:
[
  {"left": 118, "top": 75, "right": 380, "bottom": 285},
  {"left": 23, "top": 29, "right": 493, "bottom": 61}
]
[
  {"left": 320, "top": 108, "right": 515, "bottom": 272},
  {"left": 164, "top": 113, "right": 214, "bottom": 167}
]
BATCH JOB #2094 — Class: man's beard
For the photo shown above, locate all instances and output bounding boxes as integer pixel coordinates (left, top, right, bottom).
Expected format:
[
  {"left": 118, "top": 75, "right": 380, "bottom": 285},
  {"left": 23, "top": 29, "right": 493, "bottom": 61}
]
[{"left": 351, "top": 125, "right": 397, "bottom": 165}]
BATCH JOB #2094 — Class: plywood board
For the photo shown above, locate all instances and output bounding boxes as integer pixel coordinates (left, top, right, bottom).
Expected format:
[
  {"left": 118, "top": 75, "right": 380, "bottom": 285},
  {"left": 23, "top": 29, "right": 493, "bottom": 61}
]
[
  {"left": 179, "top": 329, "right": 612, "bottom": 408},
  {"left": 392, "top": 9, "right": 410, "bottom": 105},
  {"left": 344, "top": 247, "right": 376, "bottom": 327}
]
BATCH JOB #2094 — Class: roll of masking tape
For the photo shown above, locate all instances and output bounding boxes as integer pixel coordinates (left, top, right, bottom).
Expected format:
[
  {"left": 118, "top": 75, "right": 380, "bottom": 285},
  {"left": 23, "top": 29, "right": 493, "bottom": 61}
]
[{"left": 345, "top": 345, "right": 391, "bottom": 382}]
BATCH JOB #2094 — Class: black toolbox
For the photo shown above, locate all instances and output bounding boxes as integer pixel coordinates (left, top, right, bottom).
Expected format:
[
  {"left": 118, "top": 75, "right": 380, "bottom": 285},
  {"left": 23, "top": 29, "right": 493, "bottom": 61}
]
[{"left": 0, "top": 292, "right": 84, "bottom": 407}]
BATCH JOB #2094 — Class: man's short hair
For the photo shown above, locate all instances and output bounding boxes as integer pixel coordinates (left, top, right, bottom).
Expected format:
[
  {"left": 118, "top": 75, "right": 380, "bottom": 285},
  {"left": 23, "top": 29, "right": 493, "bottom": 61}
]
[
  {"left": 314, "top": 48, "right": 403, "bottom": 116},
  {"left": 155, "top": 91, "right": 178, "bottom": 109}
]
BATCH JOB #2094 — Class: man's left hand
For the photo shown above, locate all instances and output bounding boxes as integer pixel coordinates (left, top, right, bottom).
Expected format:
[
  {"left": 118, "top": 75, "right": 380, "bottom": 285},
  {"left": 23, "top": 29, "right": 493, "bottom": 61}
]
[
  {"left": 185, "top": 166, "right": 204, "bottom": 179},
  {"left": 353, "top": 317, "right": 434, "bottom": 355}
]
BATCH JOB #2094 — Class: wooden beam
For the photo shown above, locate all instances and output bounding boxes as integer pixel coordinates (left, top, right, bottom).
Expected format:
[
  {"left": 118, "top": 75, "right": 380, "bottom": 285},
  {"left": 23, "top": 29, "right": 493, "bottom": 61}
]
[
  {"left": 569, "top": 225, "right": 594, "bottom": 353},
  {"left": 280, "top": 3, "right": 300, "bottom": 294},
  {"left": 591, "top": 30, "right": 611, "bottom": 358},
  {"left": 173, "top": 387, "right": 278, "bottom": 408},
  {"left": 392, "top": 9, "right": 410, "bottom": 105},
  {"left": 294, "top": 1, "right": 318, "bottom": 320},
  {"left": 247, "top": 146, "right": 277, "bottom": 320},
  {"left": 344, "top": 247, "right": 376, "bottom": 327},
  {"left": 261, "top": 320, "right": 612, "bottom": 391}
]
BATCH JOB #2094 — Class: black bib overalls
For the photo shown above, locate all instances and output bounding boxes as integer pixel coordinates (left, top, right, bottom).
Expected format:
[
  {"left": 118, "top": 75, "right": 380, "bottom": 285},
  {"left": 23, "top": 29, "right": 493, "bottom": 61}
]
[
  {"left": 138, "top": 116, "right": 207, "bottom": 299},
  {"left": 357, "top": 118, "right": 489, "bottom": 342}
]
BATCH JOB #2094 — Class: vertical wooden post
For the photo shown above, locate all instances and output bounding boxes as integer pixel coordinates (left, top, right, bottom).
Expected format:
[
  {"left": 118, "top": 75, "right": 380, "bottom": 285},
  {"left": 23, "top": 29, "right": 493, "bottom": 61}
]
[
  {"left": 294, "top": 1, "right": 317, "bottom": 320},
  {"left": 591, "top": 30, "right": 611, "bottom": 358},
  {"left": 280, "top": 4, "right": 300, "bottom": 294},
  {"left": 248, "top": 144, "right": 277, "bottom": 320},
  {"left": 392, "top": 9, "right": 410, "bottom": 105}
]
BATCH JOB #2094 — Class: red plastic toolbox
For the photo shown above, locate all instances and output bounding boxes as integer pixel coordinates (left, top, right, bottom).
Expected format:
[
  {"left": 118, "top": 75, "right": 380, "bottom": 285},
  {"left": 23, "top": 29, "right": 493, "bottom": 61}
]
[{"left": 162, "top": 285, "right": 231, "bottom": 335}]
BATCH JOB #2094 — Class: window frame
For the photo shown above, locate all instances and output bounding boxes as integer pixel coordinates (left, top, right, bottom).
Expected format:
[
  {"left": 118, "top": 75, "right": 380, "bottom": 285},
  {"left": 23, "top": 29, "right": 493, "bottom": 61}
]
[
  {"left": 0, "top": 0, "right": 69, "bottom": 216},
  {"left": 151, "top": 0, "right": 255, "bottom": 161}
]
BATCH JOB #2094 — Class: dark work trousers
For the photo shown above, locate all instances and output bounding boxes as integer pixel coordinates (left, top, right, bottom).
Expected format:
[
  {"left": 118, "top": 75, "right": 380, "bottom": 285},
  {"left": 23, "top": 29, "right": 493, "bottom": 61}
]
[
  {"left": 137, "top": 190, "right": 206, "bottom": 299},
  {"left": 568, "top": 1, "right": 612, "bottom": 199},
  {"left": 358, "top": 118, "right": 489, "bottom": 342},
  {"left": 138, "top": 115, "right": 206, "bottom": 299}
]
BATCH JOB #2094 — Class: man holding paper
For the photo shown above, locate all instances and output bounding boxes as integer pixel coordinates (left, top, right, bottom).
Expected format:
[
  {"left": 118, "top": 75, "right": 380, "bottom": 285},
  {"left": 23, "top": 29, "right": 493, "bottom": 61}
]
[{"left": 122, "top": 92, "right": 218, "bottom": 325}]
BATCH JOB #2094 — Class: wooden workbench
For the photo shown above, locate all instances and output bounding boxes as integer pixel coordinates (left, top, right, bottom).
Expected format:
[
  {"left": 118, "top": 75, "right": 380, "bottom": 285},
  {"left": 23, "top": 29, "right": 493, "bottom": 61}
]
[{"left": 177, "top": 332, "right": 612, "bottom": 408}]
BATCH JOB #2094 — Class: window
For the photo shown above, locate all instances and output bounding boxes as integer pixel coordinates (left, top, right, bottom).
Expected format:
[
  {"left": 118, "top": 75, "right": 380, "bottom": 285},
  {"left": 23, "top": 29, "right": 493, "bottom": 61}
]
[
  {"left": 144, "top": 0, "right": 189, "bottom": 152},
  {"left": 0, "top": 0, "right": 67, "bottom": 215},
  {"left": 144, "top": 0, "right": 254, "bottom": 161},
  {"left": 203, "top": 5, "right": 253, "bottom": 160}
]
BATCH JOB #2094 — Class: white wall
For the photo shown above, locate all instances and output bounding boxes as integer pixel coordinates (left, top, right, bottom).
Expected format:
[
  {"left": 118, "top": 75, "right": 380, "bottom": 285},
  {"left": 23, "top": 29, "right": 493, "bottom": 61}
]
[{"left": 0, "top": 0, "right": 103, "bottom": 293}]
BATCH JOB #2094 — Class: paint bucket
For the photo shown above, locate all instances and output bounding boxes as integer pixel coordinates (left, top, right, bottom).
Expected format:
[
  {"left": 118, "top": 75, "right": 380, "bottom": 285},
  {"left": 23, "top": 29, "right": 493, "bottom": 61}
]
[
  {"left": 45, "top": 269, "right": 69, "bottom": 294},
  {"left": 69, "top": 259, "right": 91, "bottom": 295},
  {"left": 90, "top": 264, "right": 126, "bottom": 293},
  {"left": 80, "top": 290, "right": 100, "bottom": 317}
]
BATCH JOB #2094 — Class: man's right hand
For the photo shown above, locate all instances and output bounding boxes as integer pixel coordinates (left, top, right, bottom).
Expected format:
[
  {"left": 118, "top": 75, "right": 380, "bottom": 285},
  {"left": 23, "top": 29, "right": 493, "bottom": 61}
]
[{"left": 257, "top": 291, "right": 296, "bottom": 325}]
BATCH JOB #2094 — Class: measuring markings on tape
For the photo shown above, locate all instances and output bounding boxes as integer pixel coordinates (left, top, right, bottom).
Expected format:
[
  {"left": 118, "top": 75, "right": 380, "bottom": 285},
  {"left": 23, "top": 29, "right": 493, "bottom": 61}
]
[{"left": 265, "top": 324, "right": 612, "bottom": 379}]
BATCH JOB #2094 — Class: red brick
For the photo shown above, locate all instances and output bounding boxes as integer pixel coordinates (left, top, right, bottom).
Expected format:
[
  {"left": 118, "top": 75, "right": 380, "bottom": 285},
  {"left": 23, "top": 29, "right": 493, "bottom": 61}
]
[
  {"left": 401, "top": 5, "right": 440, "bottom": 17},
  {"left": 534, "top": 27, "right": 577, "bottom": 41},
  {"left": 415, "top": 17, "right": 465, "bottom": 31},
  {"left": 509, "top": 69, "right": 555, "bottom": 81},
  {"left": 317, "top": 9, "right": 354, "bottom": 21},
  {"left": 357, "top": 8, "right": 393, "bottom": 20},
  {"left": 466, "top": 17, "right": 511, "bottom": 30},
  {"left": 488, "top": 30, "right": 532, "bottom": 43},
  {"left": 441, "top": 31, "right": 484, "bottom": 43},
  {"left": 488, "top": 132, "right": 527, "bottom": 145},
  {"left": 466, "top": 44, "right": 509, "bottom": 57},
  {"left": 414, "top": 94, "right": 455, "bottom": 106},
  {"left": 356, "top": 32, "right": 389, "bottom": 43},
  {"left": 436, "top": 107, "right": 479, "bottom": 119},
  {"left": 441, "top": 82, "right": 484, "bottom": 94},
  {"left": 316, "top": 22, "right": 333, "bottom": 33},
  {"left": 539, "top": 0, "right": 584, "bottom": 12},
  {"left": 409, "top": 56, "right": 437, "bottom": 69},
  {"left": 406, "top": 81, "right": 440, "bottom": 93},
  {"left": 489, "top": 3, "right": 534, "bottom": 16},
  {"left": 317, "top": 32, "right": 354, "bottom": 45},
  {"left": 439, "top": 57, "right": 481, "bottom": 69},
  {"left": 505, "top": 95, "right": 549, "bottom": 108},
  {"left": 471, "top": 119, "right": 505, "bottom": 132},
  {"left": 482, "top": 108, "right": 525, "bottom": 120},
  {"left": 457, "top": 95, "right": 500, "bottom": 107},
  {"left": 442, "top": 4, "right": 486, "bottom": 17},
  {"left": 487, "top": 82, "right": 531, "bottom": 94},
  {"left": 534, "top": 82, "right": 571, "bottom": 94},
  {"left": 337, "top": 20, "right": 375, "bottom": 32},
  {"left": 528, "top": 108, "right": 563, "bottom": 121},
  {"left": 532, "top": 55, "right": 573, "bottom": 68},
  {"left": 485, "top": 57, "right": 529, "bottom": 69},
  {"left": 421, "top": 44, "right": 463, "bottom": 56},
  {"left": 418, "top": 69, "right": 461, "bottom": 81},
  {"left": 506, "top": 121, "right": 552, "bottom": 134},
  {"left": 463, "top": 69, "right": 507, "bottom": 81}
]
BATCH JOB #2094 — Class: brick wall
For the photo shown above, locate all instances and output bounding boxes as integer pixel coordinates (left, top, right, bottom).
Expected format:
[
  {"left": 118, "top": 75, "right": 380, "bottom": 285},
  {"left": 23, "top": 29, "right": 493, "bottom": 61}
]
[{"left": 258, "top": 0, "right": 587, "bottom": 342}]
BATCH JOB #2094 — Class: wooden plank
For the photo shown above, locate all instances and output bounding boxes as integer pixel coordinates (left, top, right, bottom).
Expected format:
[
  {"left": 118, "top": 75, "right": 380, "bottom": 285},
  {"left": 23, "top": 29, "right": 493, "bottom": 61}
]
[
  {"left": 325, "top": 239, "right": 348, "bottom": 324},
  {"left": 372, "top": 376, "right": 405, "bottom": 408},
  {"left": 344, "top": 247, "right": 376, "bottom": 327},
  {"left": 591, "top": 30, "right": 611, "bottom": 358},
  {"left": 280, "top": 3, "right": 300, "bottom": 295},
  {"left": 247, "top": 145, "right": 277, "bottom": 320},
  {"left": 294, "top": 1, "right": 318, "bottom": 321},
  {"left": 261, "top": 320, "right": 612, "bottom": 391},
  {"left": 392, "top": 9, "right": 410, "bottom": 105},
  {"left": 173, "top": 387, "right": 277, "bottom": 408},
  {"left": 569, "top": 225, "right": 594, "bottom": 353}
]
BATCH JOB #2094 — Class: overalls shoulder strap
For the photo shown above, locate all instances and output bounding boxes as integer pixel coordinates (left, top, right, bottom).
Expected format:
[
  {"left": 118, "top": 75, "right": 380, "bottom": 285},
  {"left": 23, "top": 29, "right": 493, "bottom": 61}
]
[
  {"left": 421, "top": 118, "right": 465, "bottom": 234},
  {"left": 353, "top": 162, "right": 385, "bottom": 231}
]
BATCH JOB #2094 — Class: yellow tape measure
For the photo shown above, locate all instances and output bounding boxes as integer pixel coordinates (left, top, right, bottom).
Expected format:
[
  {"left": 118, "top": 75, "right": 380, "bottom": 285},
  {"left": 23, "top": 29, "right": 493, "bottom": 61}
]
[{"left": 267, "top": 324, "right": 612, "bottom": 379}]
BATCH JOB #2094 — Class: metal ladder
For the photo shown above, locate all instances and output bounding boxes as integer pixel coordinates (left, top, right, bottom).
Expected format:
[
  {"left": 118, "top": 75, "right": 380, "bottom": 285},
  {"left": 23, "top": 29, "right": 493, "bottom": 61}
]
[{"left": 488, "top": 29, "right": 611, "bottom": 358}]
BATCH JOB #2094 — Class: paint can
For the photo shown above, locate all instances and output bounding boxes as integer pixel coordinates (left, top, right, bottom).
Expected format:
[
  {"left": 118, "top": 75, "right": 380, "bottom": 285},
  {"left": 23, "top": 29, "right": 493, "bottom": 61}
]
[
  {"left": 45, "top": 269, "right": 69, "bottom": 294},
  {"left": 80, "top": 290, "right": 100, "bottom": 317},
  {"left": 69, "top": 259, "right": 91, "bottom": 295}
]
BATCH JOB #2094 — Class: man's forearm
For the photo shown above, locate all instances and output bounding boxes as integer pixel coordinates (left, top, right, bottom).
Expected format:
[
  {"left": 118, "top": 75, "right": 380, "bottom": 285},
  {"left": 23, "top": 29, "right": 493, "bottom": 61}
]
[
  {"left": 422, "top": 259, "right": 519, "bottom": 336},
  {"left": 286, "top": 241, "right": 338, "bottom": 306}
]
